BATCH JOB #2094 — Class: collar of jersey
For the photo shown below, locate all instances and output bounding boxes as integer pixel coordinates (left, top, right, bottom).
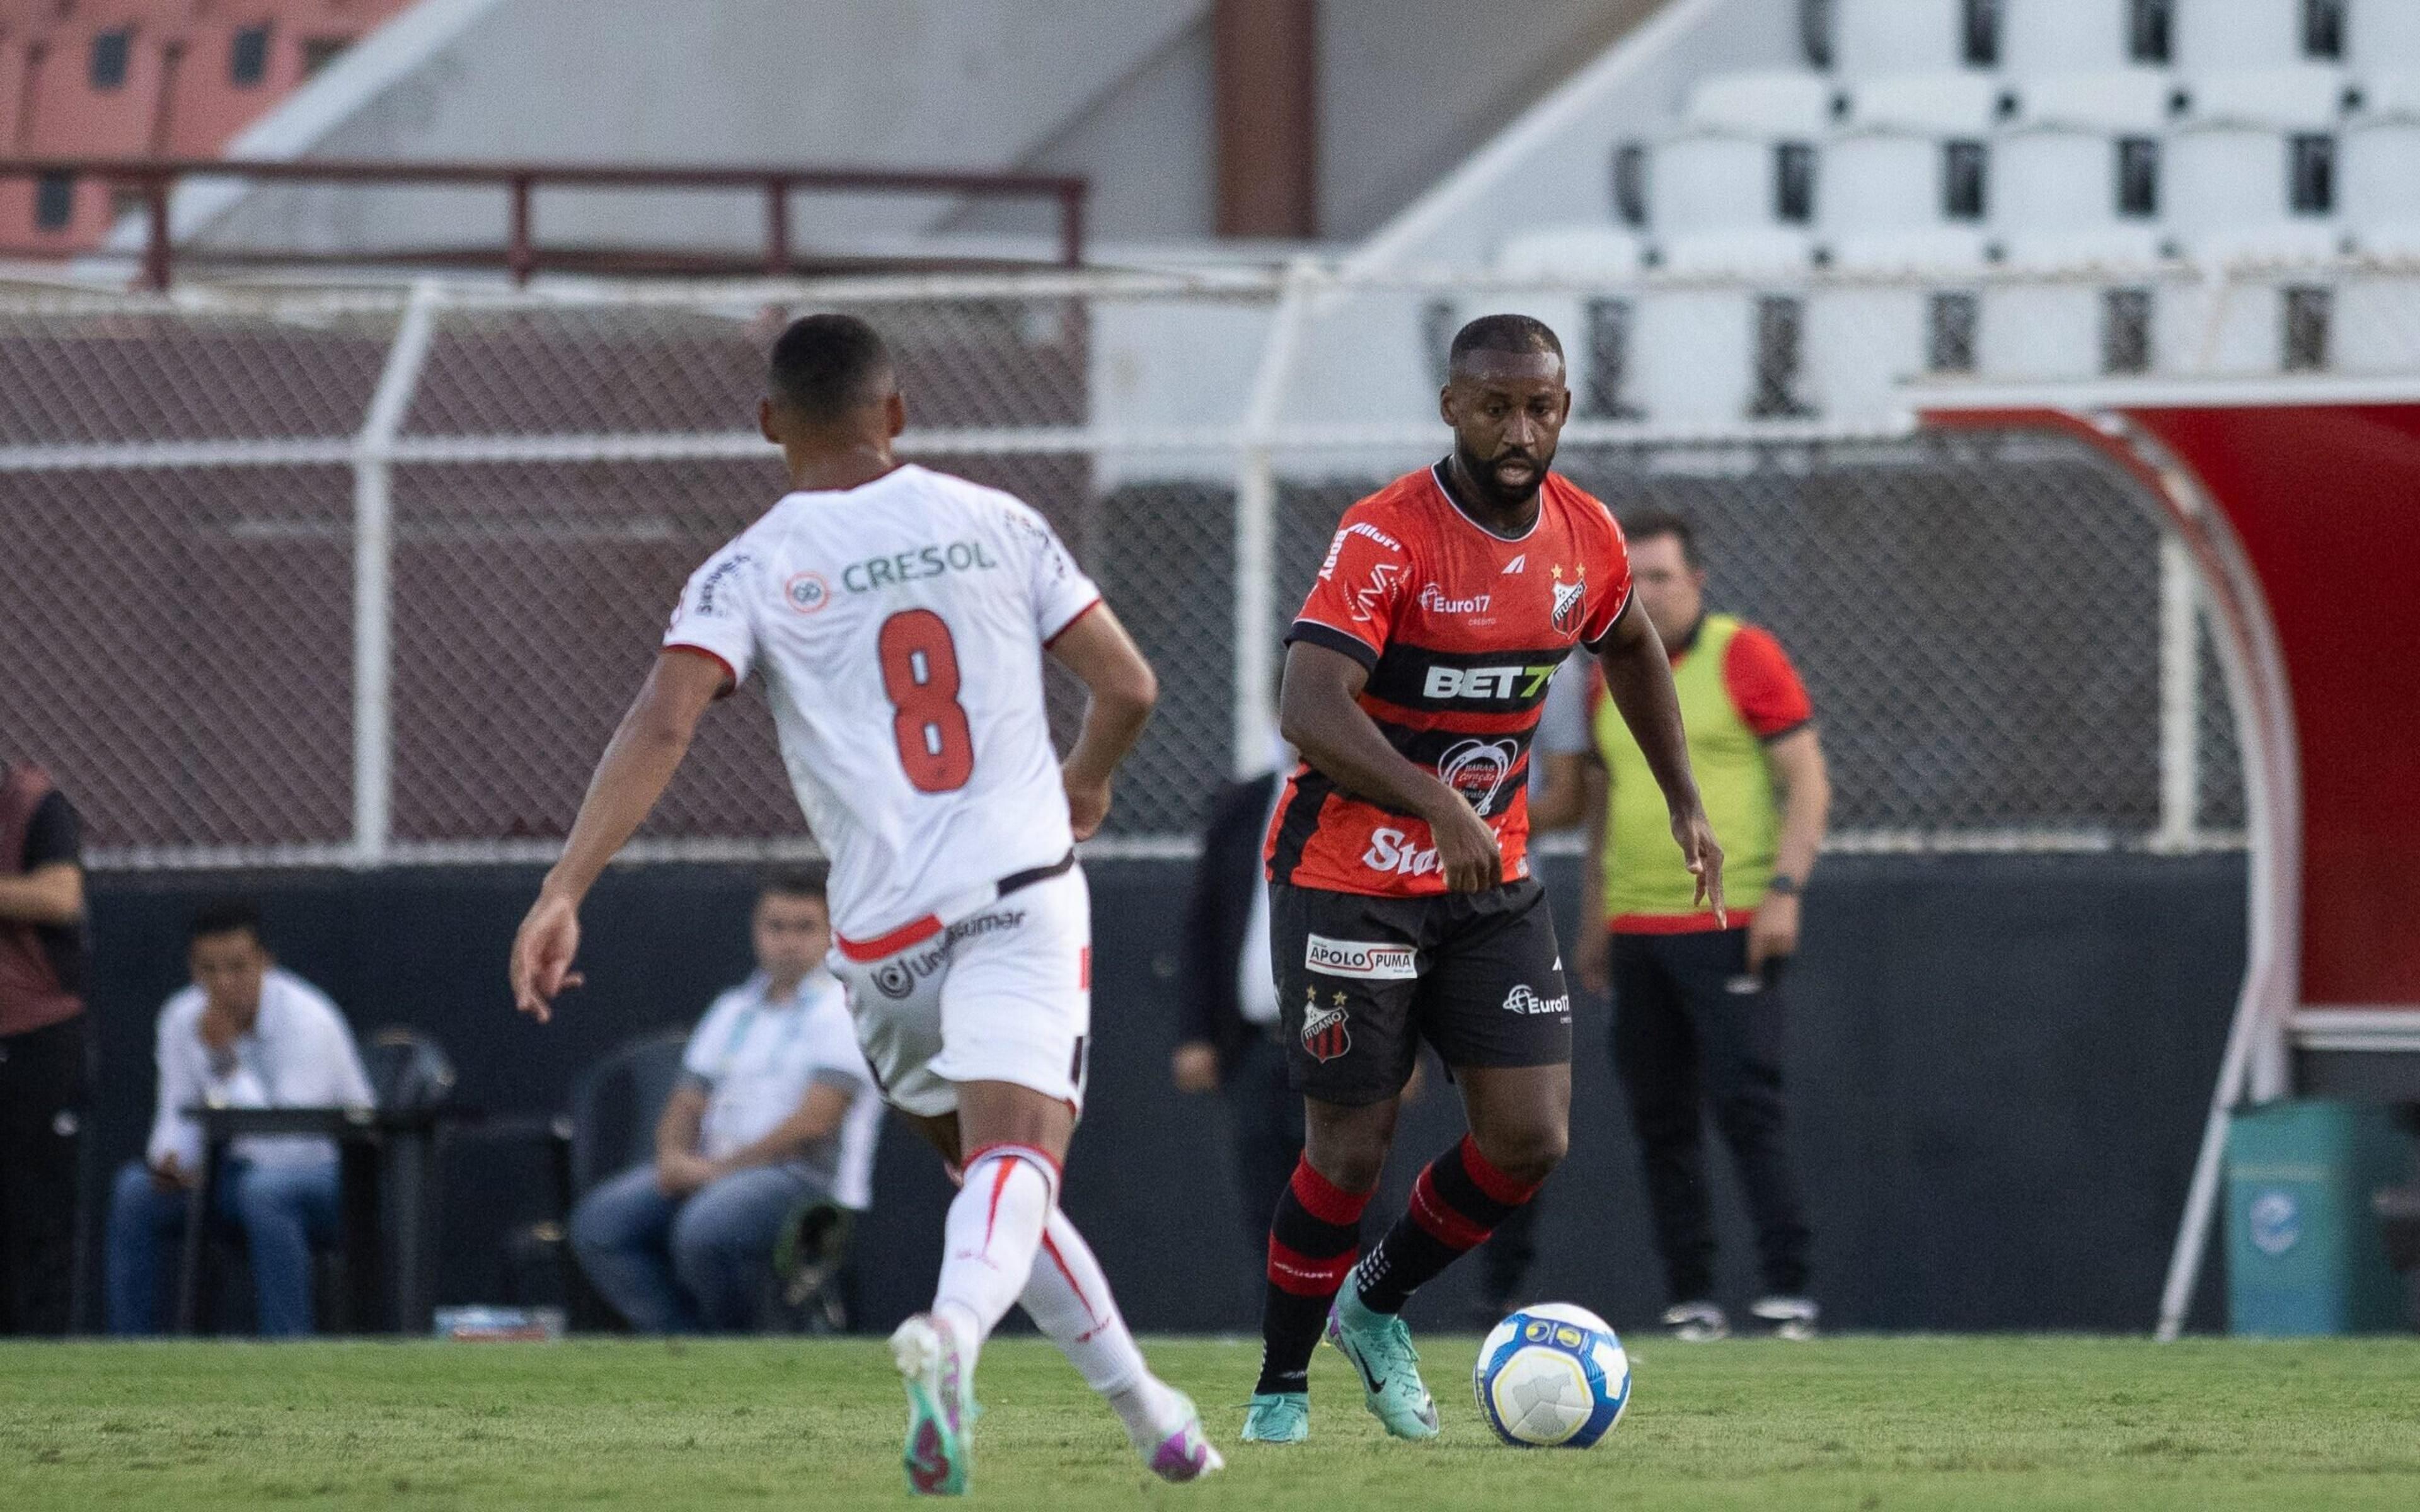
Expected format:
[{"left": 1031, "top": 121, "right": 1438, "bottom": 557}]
[
  {"left": 1428, "top": 461, "right": 1544, "bottom": 544},
  {"left": 781, "top": 462, "right": 919, "bottom": 503}
]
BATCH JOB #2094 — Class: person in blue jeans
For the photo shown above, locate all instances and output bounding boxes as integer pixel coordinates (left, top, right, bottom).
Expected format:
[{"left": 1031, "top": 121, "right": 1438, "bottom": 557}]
[
  {"left": 107, "top": 900, "right": 372, "bottom": 1336},
  {"left": 570, "top": 873, "right": 882, "bottom": 1333}
]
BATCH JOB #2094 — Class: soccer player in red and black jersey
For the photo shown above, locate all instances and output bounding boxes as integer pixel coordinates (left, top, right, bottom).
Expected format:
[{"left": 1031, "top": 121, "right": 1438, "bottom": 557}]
[{"left": 1242, "top": 315, "right": 1723, "bottom": 1445}]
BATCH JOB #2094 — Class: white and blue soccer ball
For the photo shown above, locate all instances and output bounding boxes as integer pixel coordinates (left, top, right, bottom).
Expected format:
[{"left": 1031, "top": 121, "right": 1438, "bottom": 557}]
[{"left": 1472, "top": 1302, "right": 1631, "bottom": 1448}]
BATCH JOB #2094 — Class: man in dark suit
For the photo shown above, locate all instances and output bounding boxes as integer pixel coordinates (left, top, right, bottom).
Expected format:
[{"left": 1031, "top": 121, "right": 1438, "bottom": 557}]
[{"left": 1173, "top": 766, "right": 1303, "bottom": 1254}]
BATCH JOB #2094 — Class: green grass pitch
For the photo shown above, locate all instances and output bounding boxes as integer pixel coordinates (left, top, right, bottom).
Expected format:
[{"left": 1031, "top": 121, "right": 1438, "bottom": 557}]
[{"left": 2, "top": 1336, "right": 2416, "bottom": 1509}]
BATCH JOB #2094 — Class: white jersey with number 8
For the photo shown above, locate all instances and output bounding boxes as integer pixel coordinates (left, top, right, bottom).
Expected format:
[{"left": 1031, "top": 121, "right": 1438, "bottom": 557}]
[{"left": 663, "top": 465, "right": 1102, "bottom": 951}]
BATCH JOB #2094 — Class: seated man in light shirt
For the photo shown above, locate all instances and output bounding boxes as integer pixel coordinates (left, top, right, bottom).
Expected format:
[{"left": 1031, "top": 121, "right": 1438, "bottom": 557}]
[
  {"left": 570, "top": 871, "right": 882, "bottom": 1333},
  {"left": 105, "top": 900, "right": 374, "bottom": 1336}
]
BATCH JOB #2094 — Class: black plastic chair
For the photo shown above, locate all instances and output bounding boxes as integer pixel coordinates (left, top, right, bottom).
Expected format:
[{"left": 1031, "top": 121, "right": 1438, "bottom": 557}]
[{"left": 567, "top": 1029, "right": 693, "bottom": 1199}]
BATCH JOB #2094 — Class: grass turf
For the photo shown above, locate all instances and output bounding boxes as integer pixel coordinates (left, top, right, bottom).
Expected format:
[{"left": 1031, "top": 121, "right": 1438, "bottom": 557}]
[{"left": 1, "top": 1336, "right": 2416, "bottom": 1509}]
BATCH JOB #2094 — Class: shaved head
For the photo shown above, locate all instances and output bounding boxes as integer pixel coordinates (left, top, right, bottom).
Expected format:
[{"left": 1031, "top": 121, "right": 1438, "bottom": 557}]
[{"left": 1448, "top": 313, "right": 1564, "bottom": 381}]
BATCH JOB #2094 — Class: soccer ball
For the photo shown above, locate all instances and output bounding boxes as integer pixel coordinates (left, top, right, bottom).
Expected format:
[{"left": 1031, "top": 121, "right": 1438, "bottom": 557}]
[{"left": 1472, "top": 1302, "right": 1631, "bottom": 1448}]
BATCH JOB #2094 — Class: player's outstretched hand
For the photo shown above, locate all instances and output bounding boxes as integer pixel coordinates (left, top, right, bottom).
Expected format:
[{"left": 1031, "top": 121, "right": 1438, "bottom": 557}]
[
  {"left": 1428, "top": 791, "right": 1504, "bottom": 893},
  {"left": 1064, "top": 772, "right": 1114, "bottom": 842},
  {"left": 1673, "top": 808, "right": 1726, "bottom": 926},
  {"left": 510, "top": 891, "right": 585, "bottom": 1024}
]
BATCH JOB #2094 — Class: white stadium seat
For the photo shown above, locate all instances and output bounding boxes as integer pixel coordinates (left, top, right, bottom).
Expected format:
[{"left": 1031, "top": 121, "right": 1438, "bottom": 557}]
[
  {"left": 2337, "top": 71, "right": 2420, "bottom": 380},
  {"left": 2001, "top": 0, "right": 2131, "bottom": 76},
  {"left": 1494, "top": 226, "right": 1644, "bottom": 278},
  {"left": 2167, "top": 67, "right": 2350, "bottom": 242},
  {"left": 1980, "top": 227, "right": 2171, "bottom": 382},
  {"left": 1821, "top": 76, "right": 2007, "bottom": 237},
  {"left": 2342, "top": 74, "right": 2420, "bottom": 233},
  {"left": 1654, "top": 227, "right": 1819, "bottom": 277},
  {"left": 1807, "top": 224, "right": 1996, "bottom": 415},
  {"left": 1821, "top": 131, "right": 1961, "bottom": 232},
  {"left": 2017, "top": 67, "right": 2179, "bottom": 132},
  {"left": 1824, "top": 224, "right": 1995, "bottom": 272},
  {"left": 2181, "top": 64, "right": 2351, "bottom": 129},
  {"left": 1831, "top": 0, "right": 1968, "bottom": 78},
  {"left": 1634, "top": 231, "right": 1819, "bottom": 425},
  {"left": 1995, "top": 72, "right": 2177, "bottom": 233},
  {"left": 1649, "top": 130, "right": 1817, "bottom": 234},
  {"left": 2349, "top": 0, "right": 2420, "bottom": 72},
  {"left": 1683, "top": 71, "right": 1841, "bottom": 134},
  {"left": 1843, "top": 71, "right": 2010, "bottom": 134},
  {"left": 2175, "top": 0, "right": 2308, "bottom": 72},
  {"left": 2167, "top": 65, "right": 2348, "bottom": 378}
]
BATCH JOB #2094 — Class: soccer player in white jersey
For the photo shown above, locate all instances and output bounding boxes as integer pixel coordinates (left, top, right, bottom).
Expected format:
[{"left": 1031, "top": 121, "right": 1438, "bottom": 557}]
[{"left": 510, "top": 314, "right": 1221, "bottom": 1495}]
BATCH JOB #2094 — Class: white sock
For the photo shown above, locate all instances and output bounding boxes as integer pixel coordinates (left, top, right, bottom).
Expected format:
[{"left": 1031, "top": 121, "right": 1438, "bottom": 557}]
[
  {"left": 931, "top": 1145, "right": 1057, "bottom": 1371},
  {"left": 1021, "top": 1208, "right": 1187, "bottom": 1446}
]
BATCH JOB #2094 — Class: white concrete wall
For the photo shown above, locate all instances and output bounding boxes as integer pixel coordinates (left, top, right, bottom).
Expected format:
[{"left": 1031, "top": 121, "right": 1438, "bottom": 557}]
[{"left": 192, "top": 0, "right": 1211, "bottom": 255}]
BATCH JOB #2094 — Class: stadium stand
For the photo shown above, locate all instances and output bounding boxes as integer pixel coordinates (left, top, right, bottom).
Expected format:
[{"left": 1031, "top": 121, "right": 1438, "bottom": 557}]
[{"left": 1490, "top": 0, "right": 2411, "bottom": 415}]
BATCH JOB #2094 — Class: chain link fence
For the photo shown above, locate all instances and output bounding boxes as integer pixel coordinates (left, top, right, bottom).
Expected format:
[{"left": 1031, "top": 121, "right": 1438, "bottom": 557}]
[{"left": 0, "top": 268, "right": 2267, "bottom": 868}]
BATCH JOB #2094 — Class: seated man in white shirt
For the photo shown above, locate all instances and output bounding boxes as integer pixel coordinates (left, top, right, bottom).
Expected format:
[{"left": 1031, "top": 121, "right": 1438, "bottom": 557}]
[
  {"left": 105, "top": 900, "right": 374, "bottom": 1336},
  {"left": 570, "top": 871, "right": 882, "bottom": 1333}
]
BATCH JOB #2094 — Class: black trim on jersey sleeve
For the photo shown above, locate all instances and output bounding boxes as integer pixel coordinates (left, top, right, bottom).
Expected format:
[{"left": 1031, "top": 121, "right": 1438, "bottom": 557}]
[
  {"left": 1759, "top": 718, "right": 1817, "bottom": 747},
  {"left": 23, "top": 790, "right": 79, "bottom": 871},
  {"left": 1580, "top": 590, "right": 1635, "bottom": 658},
  {"left": 1287, "top": 619, "right": 1380, "bottom": 671}
]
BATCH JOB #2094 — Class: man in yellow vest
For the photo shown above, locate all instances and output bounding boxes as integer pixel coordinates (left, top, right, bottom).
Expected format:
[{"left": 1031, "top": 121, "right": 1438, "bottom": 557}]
[{"left": 1533, "top": 510, "right": 1829, "bottom": 1341}]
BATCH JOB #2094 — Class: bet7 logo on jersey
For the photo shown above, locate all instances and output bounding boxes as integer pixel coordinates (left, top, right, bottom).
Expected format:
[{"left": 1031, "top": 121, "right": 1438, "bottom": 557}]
[{"left": 1422, "top": 663, "right": 1557, "bottom": 701}]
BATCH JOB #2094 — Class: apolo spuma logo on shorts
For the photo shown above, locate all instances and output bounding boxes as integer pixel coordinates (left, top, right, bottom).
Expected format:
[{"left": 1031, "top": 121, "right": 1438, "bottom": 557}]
[{"left": 1305, "top": 934, "right": 1417, "bottom": 980}]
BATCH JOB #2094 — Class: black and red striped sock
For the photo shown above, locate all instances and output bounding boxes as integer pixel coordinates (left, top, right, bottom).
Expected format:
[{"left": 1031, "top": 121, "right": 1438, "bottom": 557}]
[
  {"left": 1253, "top": 1159, "right": 1373, "bottom": 1396},
  {"left": 1352, "top": 1135, "right": 1542, "bottom": 1315}
]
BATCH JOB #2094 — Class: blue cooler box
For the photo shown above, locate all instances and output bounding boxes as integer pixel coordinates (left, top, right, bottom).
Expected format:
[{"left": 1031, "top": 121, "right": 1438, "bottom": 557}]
[{"left": 2225, "top": 1099, "right": 2413, "bottom": 1335}]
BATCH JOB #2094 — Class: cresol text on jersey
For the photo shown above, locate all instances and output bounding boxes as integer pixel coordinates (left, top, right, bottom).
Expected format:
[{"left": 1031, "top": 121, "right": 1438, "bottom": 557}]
[{"left": 843, "top": 540, "right": 1003, "bottom": 593}]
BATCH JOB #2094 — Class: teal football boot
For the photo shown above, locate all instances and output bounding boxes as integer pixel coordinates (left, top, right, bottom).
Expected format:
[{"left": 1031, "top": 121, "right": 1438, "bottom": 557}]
[{"left": 1325, "top": 1288, "right": 1441, "bottom": 1440}]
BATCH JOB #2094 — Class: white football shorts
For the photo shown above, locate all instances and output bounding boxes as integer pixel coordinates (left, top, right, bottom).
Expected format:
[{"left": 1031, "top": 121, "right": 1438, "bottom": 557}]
[{"left": 826, "top": 864, "right": 1092, "bottom": 1118}]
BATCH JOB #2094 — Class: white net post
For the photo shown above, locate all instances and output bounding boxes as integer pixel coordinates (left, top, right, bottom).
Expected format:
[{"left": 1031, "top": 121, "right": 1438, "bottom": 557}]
[
  {"left": 350, "top": 282, "right": 443, "bottom": 869},
  {"left": 2155, "top": 533, "right": 2202, "bottom": 852},
  {"left": 1231, "top": 260, "right": 1317, "bottom": 777}
]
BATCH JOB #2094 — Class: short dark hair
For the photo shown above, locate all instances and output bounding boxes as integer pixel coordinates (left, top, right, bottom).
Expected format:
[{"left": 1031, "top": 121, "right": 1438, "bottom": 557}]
[
  {"left": 188, "top": 898, "right": 265, "bottom": 947},
  {"left": 768, "top": 313, "right": 894, "bottom": 422},
  {"left": 758, "top": 867, "right": 829, "bottom": 907},
  {"left": 1621, "top": 508, "right": 1700, "bottom": 569},
  {"left": 1448, "top": 313, "right": 1564, "bottom": 375}
]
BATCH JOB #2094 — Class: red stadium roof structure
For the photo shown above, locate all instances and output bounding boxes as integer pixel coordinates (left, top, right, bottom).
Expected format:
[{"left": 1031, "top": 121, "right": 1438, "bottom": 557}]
[{"left": 1919, "top": 379, "right": 2420, "bottom": 1337}]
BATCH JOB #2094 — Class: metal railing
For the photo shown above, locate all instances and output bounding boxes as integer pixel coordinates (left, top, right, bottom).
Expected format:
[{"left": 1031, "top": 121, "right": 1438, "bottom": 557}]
[{"left": 0, "top": 158, "right": 1090, "bottom": 287}]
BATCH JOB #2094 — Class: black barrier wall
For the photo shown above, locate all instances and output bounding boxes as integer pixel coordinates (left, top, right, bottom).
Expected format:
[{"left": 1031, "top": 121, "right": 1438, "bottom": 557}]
[{"left": 74, "top": 852, "right": 2240, "bottom": 1334}]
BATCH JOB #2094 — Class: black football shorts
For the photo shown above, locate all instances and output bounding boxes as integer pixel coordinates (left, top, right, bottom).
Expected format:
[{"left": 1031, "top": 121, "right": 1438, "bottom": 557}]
[{"left": 1269, "top": 876, "right": 1572, "bottom": 1106}]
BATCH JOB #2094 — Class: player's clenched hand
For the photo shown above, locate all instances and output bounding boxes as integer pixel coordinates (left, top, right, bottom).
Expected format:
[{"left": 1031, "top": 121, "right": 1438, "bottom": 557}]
[
  {"left": 1672, "top": 807, "right": 1726, "bottom": 925},
  {"left": 510, "top": 891, "right": 585, "bottom": 1024},
  {"left": 1063, "top": 770, "right": 1114, "bottom": 842},
  {"left": 1426, "top": 789, "right": 1503, "bottom": 894}
]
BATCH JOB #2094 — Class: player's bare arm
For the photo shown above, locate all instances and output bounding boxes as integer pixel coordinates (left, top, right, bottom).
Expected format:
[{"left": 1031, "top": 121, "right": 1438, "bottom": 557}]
[
  {"left": 0, "top": 859, "right": 83, "bottom": 926},
  {"left": 1278, "top": 639, "right": 1503, "bottom": 894},
  {"left": 1045, "top": 600, "right": 1158, "bottom": 840},
  {"left": 1748, "top": 726, "right": 1829, "bottom": 971},
  {"left": 1576, "top": 758, "right": 1615, "bottom": 994},
  {"left": 1591, "top": 602, "right": 1726, "bottom": 920},
  {"left": 509, "top": 648, "right": 725, "bottom": 1021}
]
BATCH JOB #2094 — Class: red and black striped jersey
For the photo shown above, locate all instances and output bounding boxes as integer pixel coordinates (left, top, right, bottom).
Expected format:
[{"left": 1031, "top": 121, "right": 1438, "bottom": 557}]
[{"left": 1267, "top": 462, "right": 1634, "bottom": 897}]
